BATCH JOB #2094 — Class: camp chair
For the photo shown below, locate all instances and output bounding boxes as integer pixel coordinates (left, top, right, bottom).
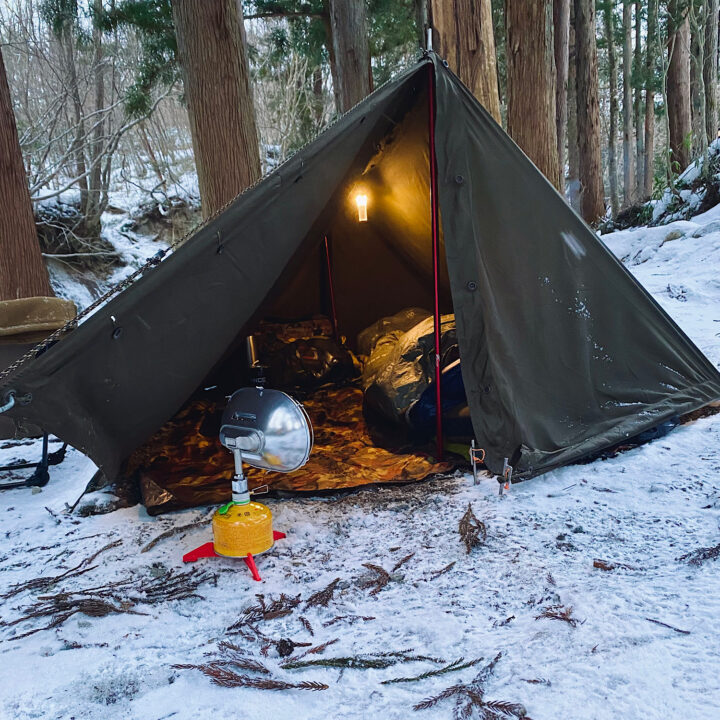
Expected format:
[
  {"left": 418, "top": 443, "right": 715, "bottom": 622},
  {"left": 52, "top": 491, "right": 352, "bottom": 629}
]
[{"left": 0, "top": 296, "right": 76, "bottom": 489}]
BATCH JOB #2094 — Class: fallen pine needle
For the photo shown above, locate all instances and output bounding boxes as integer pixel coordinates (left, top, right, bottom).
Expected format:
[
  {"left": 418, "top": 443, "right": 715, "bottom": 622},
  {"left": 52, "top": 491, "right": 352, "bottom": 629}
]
[
  {"left": 458, "top": 504, "right": 486, "bottom": 554},
  {"left": 392, "top": 553, "right": 415, "bottom": 572},
  {"left": 382, "top": 656, "right": 484, "bottom": 685},
  {"left": 677, "top": 542, "right": 720, "bottom": 566},
  {"left": 283, "top": 652, "right": 443, "bottom": 671},
  {"left": 361, "top": 564, "right": 391, "bottom": 596},
  {"left": 173, "top": 664, "right": 327, "bottom": 691},
  {"left": 141, "top": 515, "right": 212, "bottom": 553},
  {"left": 428, "top": 562, "right": 455, "bottom": 580},
  {"left": 535, "top": 605, "right": 580, "bottom": 628},
  {"left": 593, "top": 559, "right": 634, "bottom": 571},
  {"left": 645, "top": 618, "right": 690, "bottom": 635}
]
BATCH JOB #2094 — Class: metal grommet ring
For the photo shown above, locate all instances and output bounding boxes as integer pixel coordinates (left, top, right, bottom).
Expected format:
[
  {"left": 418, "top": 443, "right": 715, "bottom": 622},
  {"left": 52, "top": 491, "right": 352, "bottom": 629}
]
[
  {"left": 467, "top": 281, "right": 478, "bottom": 291},
  {"left": 455, "top": 174, "right": 464, "bottom": 185}
]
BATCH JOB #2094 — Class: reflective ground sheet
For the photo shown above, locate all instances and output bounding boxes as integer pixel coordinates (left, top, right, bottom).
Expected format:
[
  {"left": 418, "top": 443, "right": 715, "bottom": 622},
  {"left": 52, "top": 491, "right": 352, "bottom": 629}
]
[{"left": 127, "top": 386, "right": 456, "bottom": 515}]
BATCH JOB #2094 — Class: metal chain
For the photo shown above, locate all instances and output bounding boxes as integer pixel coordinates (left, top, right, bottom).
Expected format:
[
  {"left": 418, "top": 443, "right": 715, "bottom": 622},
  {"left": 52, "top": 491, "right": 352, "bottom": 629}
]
[{"left": 0, "top": 55, "right": 427, "bottom": 388}]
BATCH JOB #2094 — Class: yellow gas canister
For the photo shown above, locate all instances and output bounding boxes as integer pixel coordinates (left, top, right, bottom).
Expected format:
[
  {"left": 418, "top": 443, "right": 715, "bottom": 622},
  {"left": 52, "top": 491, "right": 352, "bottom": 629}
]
[{"left": 212, "top": 501, "right": 274, "bottom": 557}]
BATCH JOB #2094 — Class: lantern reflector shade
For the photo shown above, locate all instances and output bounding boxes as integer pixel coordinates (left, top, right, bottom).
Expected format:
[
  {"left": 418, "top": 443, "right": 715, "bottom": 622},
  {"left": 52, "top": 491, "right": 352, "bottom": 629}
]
[{"left": 220, "top": 388, "right": 313, "bottom": 473}]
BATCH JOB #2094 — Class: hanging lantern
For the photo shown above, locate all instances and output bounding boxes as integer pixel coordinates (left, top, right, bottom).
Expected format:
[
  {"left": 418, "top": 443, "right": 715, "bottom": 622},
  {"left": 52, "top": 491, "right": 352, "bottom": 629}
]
[{"left": 355, "top": 193, "right": 368, "bottom": 222}]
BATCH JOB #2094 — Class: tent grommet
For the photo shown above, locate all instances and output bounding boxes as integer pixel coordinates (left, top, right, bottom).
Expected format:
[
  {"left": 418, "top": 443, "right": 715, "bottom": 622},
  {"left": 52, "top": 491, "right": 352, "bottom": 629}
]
[
  {"left": 466, "top": 281, "right": 477, "bottom": 291},
  {"left": 454, "top": 174, "right": 464, "bottom": 185}
]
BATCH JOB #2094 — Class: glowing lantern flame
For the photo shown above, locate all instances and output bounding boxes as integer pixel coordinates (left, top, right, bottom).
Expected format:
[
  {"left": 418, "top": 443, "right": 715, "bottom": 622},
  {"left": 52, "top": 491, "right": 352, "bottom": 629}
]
[{"left": 355, "top": 194, "right": 368, "bottom": 222}]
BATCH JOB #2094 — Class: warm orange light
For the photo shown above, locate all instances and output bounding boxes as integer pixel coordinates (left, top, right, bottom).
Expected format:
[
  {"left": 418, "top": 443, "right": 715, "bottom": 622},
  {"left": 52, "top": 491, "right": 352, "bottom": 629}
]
[{"left": 355, "top": 193, "right": 368, "bottom": 222}]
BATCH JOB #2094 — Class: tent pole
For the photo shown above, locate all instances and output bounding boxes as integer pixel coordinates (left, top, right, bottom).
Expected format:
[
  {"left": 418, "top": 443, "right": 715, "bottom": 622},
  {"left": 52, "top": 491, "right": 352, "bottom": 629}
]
[
  {"left": 324, "top": 234, "right": 339, "bottom": 340},
  {"left": 427, "top": 61, "right": 443, "bottom": 461}
]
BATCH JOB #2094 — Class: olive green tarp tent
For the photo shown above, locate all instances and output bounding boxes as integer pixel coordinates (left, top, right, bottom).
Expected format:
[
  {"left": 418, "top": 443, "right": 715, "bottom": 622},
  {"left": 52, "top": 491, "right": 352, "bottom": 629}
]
[{"left": 2, "top": 53, "right": 719, "bottom": 493}]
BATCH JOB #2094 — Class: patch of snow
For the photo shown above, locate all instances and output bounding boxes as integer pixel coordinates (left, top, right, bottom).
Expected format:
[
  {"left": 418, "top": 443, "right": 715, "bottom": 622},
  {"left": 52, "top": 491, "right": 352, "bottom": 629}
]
[{"left": 1, "top": 192, "right": 720, "bottom": 720}]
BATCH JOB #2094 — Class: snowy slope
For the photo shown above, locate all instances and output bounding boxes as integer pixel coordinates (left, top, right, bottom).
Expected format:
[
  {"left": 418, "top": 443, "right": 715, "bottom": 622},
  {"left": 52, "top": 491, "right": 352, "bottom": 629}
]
[{"left": 1, "top": 208, "right": 720, "bottom": 720}]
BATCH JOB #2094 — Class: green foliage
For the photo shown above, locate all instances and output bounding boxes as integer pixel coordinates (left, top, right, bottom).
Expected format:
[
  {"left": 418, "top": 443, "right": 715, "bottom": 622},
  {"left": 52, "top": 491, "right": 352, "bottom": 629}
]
[
  {"left": 246, "top": 0, "right": 328, "bottom": 65},
  {"left": 368, "top": 0, "right": 418, "bottom": 85},
  {"left": 101, "top": 0, "right": 178, "bottom": 117},
  {"left": 245, "top": 1, "right": 329, "bottom": 152},
  {"left": 40, "top": 0, "right": 93, "bottom": 47},
  {"left": 652, "top": 152, "right": 680, "bottom": 200},
  {"left": 244, "top": 0, "right": 418, "bottom": 153},
  {"left": 40, "top": 0, "right": 79, "bottom": 36},
  {"left": 636, "top": 202, "right": 654, "bottom": 226}
]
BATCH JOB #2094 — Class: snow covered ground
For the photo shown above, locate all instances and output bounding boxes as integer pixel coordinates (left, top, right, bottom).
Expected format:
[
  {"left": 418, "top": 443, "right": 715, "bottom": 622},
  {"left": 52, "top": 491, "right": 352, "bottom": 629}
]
[{"left": 1, "top": 206, "right": 720, "bottom": 720}]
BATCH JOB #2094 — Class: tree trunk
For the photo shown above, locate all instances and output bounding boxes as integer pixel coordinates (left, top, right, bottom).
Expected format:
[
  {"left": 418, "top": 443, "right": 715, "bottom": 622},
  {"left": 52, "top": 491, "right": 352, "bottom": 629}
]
[
  {"left": 0, "top": 48, "right": 52, "bottom": 301},
  {"left": 60, "top": 23, "right": 89, "bottom": 219},
  {"left": 603, "top": 1, "right": 620, "bottom": 217},
  {"left": 574, "top": 0, "right": 605, "bottom": 223},
  {"left": 554, "top": 0, "right": 570, "bottom": 194},
  {"left": 328, "top": 0, "right": 373, "bottom": 113},
  {"left": 506, "top": 0, "right": 560, "bottom": 189},
  {"left": 429, "top": 0, "right": 502, "bottom": 123},
  {"left": 322, "top": 13, "right": 343, "bottom": 114},
  {"left": 415, "top": 0, "right": 429, "bottom": 49},
  {"left": 86, "top": 0, "right": 105, "bottom": 238},
  {"left": 312, "top": 65, "right": 324, "bottom": 127},
  {"left": 690, "top": 3, "right": 706, "bottom": 158},
  {"left": 644, "top": 0, "right": 657, "bottom": 198},
  {"left": 634, "top": 0, "right": 645, "bottom": 196},
  {"left": 568, "top": 0, "right": 581, "bottom": 210},
  {"left": 667, "top": 0, "right": 692, "bottom": 172},
  {"left": 171, "top": 0, "right": 261, "bottom": 219},
  {"left": 704, "top": 0, "right": 719, "bottom": 145},
  {"left": 622, "top": 0, "right": 635, "bottom": 205}
]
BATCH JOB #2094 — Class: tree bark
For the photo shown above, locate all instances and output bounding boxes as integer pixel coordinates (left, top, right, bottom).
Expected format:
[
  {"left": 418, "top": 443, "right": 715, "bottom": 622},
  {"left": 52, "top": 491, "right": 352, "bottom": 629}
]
[
  {"left": 704, "top": 0, "right": 719, "bottom": 145},
  {"left": 86, "top": 0, "right": 105, "bottom": 238},
  {"left": 554, "top": 0, "right": 570, "bottom": 194},
  {"left": 603, "top": 1, "right": 620, "bottom": 217},
  {"left": 60, "top": 22, "right": 89, "bottom": 219},
  {"left": 322, "top": 12, "right": 343, "bottom": 114},
  {"left": 574, "top": 0, "right": 605, "bottom": 223},
  {"left": 644, "top": 0, "right": 657, "bottom": 198},
  {"left": 0, "top": 47, "right": 52, "bottom": 301},
  {"left": 328, "top": 0, "right": 373, "bottom": 113},
  {"left": 667, "top": 0, "right": 692, "bottom": 172},
  {"left": 506, "top": 0, "right": 560, "bottom": 189},
  {"left": 634, "top": 0, "right": 645, "bottom": 196},
  {"left": 567, "top": 0, "right": 581, "bottom": 210},
  {"left": 429, "top": 0, "right": 502, "bottom": 123},
  {"left": 171, "top": 0, "right": 261, "bottom": 219},
  {"left": 312, "top": 65, "right": 324, "bottom": 126},
  {"left": 690, "top": 3, "right": 706, "bottom": 158},
  {"left": 415, "top": 0, "right": 429, "bottom": 49},
  {"left": 622, "top": 0, "right": 635, "bottom": 205}
]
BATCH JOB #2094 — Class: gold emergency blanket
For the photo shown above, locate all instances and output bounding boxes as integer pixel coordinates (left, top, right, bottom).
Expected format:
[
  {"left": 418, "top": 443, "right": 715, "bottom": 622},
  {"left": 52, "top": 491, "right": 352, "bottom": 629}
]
[{"left": 128, "top": 385, "right": 455, "bottom": 514}]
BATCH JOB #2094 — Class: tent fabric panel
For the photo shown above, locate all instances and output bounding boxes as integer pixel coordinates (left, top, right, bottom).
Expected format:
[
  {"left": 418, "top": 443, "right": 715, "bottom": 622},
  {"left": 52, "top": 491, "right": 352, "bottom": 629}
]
[
  {"left": 432, "top": 55, "right": 720, "bottom": 478},
  {"left": 1, "top": 53, "right": 719, "bottom": 487},
  {"left": 1, "top": 63, "right": 429, "bottom": 477},
  {"left": 266, "top": 82, "right": 453, "bottom": 347}
]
